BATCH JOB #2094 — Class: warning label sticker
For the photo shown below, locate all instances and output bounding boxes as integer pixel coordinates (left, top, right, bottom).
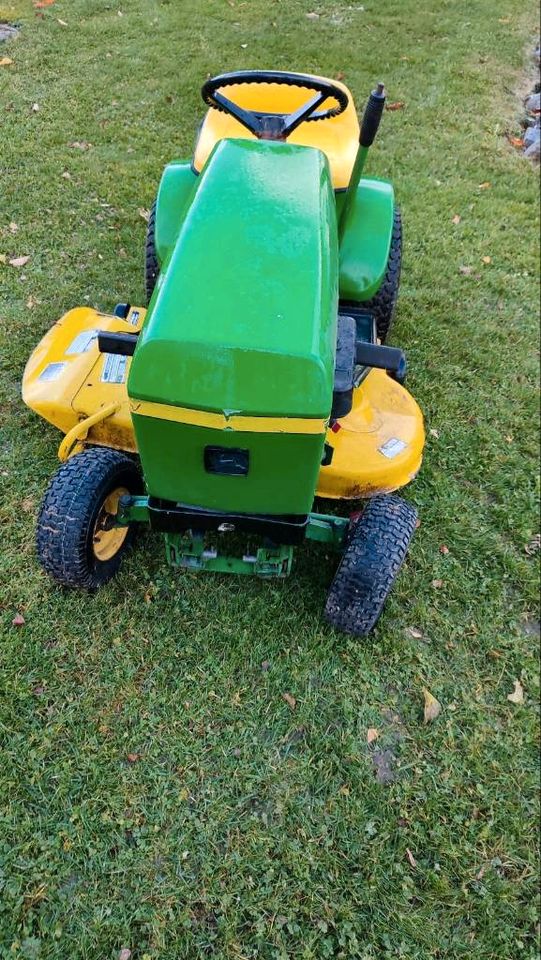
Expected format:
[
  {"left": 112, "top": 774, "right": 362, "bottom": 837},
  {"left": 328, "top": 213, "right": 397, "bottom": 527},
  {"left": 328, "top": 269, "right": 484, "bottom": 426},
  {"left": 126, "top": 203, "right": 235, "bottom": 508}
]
[
  {"left": 128, "top": 310, "right": 140, "bottom": 326},
  {"left": 101, "top": 353, "right": 127, "bottom": 384},
  {"left": 378, "top": 437, "right": 408, "bottom": 459},
  {"left": 66, "top": 329, "right": 98, "bottom": 355},
  {"left": 39, "top": 362, "right": 66, "bottom": 382}
]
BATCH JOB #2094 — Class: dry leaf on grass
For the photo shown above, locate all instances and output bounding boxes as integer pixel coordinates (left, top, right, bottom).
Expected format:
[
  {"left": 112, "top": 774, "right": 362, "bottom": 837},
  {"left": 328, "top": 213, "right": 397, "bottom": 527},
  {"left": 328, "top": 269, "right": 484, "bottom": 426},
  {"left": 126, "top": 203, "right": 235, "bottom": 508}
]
[
  {"left": 406, "top": 847, "right": 417, "bottom": 868},
  {"left": 282, "top": 692, "right": 296, "bottom": 710},
  {"left": 524, "top": 534, "right": 540, "bottom": 556},
  {"left": 0, "top": 57, "right": 13, "bottom": 66},
  {"left": 34, "top": 0, "right": 55, "bottom": 6},
  {"left": 507, "top": 679, "right": 524, "bottom": 705},
  {"left": 451, "top": 214, "right": 461, "bottom": 225},
  {"left": 12, "top": 613, "right": 25, "bottom": 627},
  {"left": 507, "top": 136, "right": 524, "bottom": 148},
  {"left": 386, "top": 101, "right": 405, "bottom": 111},
  {"left": 9, "top": 255, "right": 30, "bottom": 267},
  {"left": 9, "top": 221, "right": 18, "bottom": 233},
  {"left": 118, "top": 950, "right": 131, "bottom": 960},
  {"left": 138, "top": 207, "right": 150, "bottom": 221},
  {"left": 367, "top": 727, "right": 379, "bottom": 743},
  {"left": 406, "top": 626, "right": 424, "bottom": 639},
  {"left": 126, "top": 753, "right": 139, "bottom": 763},
  {"left": 32, "top": 103, "right": 40, "bottom": 112},
  {"left": 431, "top": 579, "right": 443, "bottom": 589},
  {"left": 478, "top": 181, "right": 491, "bottom": 189},
  {"left": 306, "top": 11, "right": 320, "bottom": 19},
  {"left": 423, "top": 687, "right": 441, "bottom": 723},
  {"left": 481, "top": 255, "right": 492, "bottom": 264},
  {"left": 439, "top": 544, "right": 449, "bottom": 555}
]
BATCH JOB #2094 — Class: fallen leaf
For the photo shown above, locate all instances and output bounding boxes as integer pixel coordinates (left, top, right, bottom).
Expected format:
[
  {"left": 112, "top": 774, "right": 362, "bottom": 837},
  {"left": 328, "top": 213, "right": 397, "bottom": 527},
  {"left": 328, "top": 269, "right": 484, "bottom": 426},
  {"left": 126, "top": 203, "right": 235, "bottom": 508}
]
[
  {"left": 429, "top": 428, "right": 440, "bottom": 438},
  {"left": 339, "top": 784, "right": 350, "bottom": 795},
  {"left": 423, "top": 687, "right": 442, "bottom": 723},
  {"left": 69, "top": 140, "right": 90, "bottom": 150},
  {"left": 367, "top": 727, "right": 379, "bottom": 743},
  {"left": 452, "top": 214, "right": 461, "bottom": 225},
  {"left": 0, "top": 254, "right": 6, "bottom": 264},
  {"left": 126, "top": 753, "right": 139, "bottom": 763},
  {"left": 61, "top": 171, "right": 71, "bottom": 180},
  {"left": 31, "top": 103, "right": 40, "bottom": 112},
  {"left": 306, "top": 11, "right": 320, "bottom": 18},
  {"left": 488, "top": 649, "right": 502, "bottom": 659},
  {"left": 57, "top": 18, "right": 67, "bottom": 25},
  {"left": 406, "top": 626, "right": 424, "bottom": 639},
  {"left": 22, "top": 497, "right": 35, "bottom": 512},
  {"left": 508, "top": 135, "right": 524, "bottom": 148},
  {"left": 507, "top": 679, "right": 524, "bottom": 705},
  {"left": 26, "top": 295, "right": 36, "bottom": 309},
  {"left": 525, "top": 533, "right": 540, "bottom": 556},
  {"left": 0, "top": 56, "right": 13, "bottom": 66},
  {"left": 335, "top": 70, "right": 345, "bottom": 81},
  {"left": 282, "top": 692, "right": 296, "bottom": 710},
  {"left": 138, "top": 207, "right": 150, "bottom": 222},
  {"left": 9, "top": 255, "right": 30, "bottom": 267},
  {"left": 439, "top": 544, "right": 449, "bottom": 555},
  {"left": 459, "top": 265, "right": 473, "bottom": 275},
  {"left": 240, "top": 42, "right": 247, "bottom": 48},
  {"left": 261, "top": 660, "right": 270, "bottom": 672},
  {"left": 118, "top": 951, "right": 131, "bottom": 960},
  {"left": 498, "top": 16, "right": 511, "bottom": 23},
  {"left": 478, "top": 181, "right": 491, "bottom": 189},
  {"left": 34, "top": 0, "right": 55, "bottom": 6},
  {"left": 9, "top": 221, "right": 18, "bottom": 233},
  {"left": 12, "top": 612, "right": 25, "bottom": 627},
  {"left": 481, "top": 255, "right": 492, "bottom": 264},
  {"left": 406, "top": 847, "right": 417, "bottom": 868},
  {"left": 386, "top": 101, "right": 405, "bottom": 111},
  {"left": 431, "top": 579, "right": 443, "bottom": 589}
]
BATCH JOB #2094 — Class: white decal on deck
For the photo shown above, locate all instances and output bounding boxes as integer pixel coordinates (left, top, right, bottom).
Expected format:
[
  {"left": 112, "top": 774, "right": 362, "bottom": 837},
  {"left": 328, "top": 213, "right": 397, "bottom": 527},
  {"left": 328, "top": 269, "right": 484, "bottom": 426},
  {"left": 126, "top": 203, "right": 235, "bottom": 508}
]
[
  {"left": 66, "top": 329, "right": 98, "bottom": 354},
  {"left": 39, "top": 362, "right": 66, "bottom": 382},
  {"left": 101, "top": 353, "right": 127, "bottom": 384},
  {"left": 378, "top": 437, "right": 407, "bottom": 459}
]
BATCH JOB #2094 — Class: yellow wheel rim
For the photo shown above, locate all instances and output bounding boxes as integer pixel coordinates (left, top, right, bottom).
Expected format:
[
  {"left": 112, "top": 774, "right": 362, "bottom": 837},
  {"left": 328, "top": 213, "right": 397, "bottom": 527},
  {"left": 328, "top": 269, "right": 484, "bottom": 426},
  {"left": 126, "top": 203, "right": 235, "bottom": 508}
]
[{"left": 92, "top": 486, "right": 130, "bottom": 562}]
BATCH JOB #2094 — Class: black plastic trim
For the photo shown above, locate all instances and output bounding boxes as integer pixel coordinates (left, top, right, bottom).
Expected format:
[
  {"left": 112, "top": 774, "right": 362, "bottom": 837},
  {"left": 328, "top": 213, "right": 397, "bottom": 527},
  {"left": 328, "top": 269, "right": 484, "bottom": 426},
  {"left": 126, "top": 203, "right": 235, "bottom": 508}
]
[{"left": 147, "top": 498, "right": 309, "bottom": 544}]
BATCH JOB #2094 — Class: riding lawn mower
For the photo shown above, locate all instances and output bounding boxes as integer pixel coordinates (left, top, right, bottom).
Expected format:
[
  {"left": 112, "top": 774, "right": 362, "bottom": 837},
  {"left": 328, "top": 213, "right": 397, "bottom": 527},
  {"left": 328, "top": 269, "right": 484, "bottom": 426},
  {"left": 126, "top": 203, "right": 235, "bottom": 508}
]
[{"left": 22, "top": 70, "right": 425, "bottom": 636}]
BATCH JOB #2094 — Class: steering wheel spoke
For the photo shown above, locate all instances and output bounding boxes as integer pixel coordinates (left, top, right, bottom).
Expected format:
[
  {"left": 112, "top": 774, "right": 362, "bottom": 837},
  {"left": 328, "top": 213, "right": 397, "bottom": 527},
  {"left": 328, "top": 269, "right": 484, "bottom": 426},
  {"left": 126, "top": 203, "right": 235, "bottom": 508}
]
[{"left": 201, "top": 70, "right": 349, "bottom": 141}]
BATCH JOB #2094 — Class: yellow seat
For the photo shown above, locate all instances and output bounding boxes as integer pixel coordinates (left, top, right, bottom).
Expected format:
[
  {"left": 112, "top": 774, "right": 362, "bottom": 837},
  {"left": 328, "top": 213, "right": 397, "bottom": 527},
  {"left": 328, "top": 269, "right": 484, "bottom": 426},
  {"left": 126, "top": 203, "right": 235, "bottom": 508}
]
[{"left": 193, "top": 77, "right": 359, "bottom": 190}]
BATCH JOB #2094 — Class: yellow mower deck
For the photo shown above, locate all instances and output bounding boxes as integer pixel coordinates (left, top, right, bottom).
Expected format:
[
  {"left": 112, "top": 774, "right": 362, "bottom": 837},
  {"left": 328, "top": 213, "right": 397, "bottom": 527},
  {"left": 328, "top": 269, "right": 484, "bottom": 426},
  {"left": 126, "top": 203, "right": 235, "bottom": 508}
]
[{"left": 22, "top": 306, "right": 424, "bottom": 498}]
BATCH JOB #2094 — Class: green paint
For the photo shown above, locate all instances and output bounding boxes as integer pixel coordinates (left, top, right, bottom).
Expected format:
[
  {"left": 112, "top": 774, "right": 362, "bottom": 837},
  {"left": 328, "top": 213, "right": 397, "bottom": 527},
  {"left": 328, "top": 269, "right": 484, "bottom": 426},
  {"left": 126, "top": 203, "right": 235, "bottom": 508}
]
[
  {"left": 337, "top": 177, "right": 395, "bottom": 301},
  {"left": 129, "top": 138, "right": 338, "bottom": 419},
  {"left": 305, "top": 512, "right": 349, "bottom": 546},
  {"left": 131, "top": 415, "right": 324, "bottom": 513},
  {"left": 165, "top": 532, "right": 293, "bottom": 577},
  {"left": 154, "top": 161, "right": 198, "bottom": 268},
  {"left": 338, "top": 144, "right": 369, "bottom": 239}
]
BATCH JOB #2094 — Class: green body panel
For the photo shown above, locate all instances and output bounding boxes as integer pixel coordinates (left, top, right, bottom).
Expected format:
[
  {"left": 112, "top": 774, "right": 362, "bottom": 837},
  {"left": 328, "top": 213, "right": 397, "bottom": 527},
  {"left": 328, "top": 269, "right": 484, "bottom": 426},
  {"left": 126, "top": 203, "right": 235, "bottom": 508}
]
[
  {"left": 130, "top": 138, "right": 338, "bottom": 418},
  {"left": 131, "top": 414, "right": 325, "bottom": 514},
  {"left": 337, "top": 177, "right": 395, "bottom": 301},
  {"left": 154, "top": 163, "right": 394, "bottom": 307},
  {"left": 154, "top": 161, "right": 198, "bottom": 267}
]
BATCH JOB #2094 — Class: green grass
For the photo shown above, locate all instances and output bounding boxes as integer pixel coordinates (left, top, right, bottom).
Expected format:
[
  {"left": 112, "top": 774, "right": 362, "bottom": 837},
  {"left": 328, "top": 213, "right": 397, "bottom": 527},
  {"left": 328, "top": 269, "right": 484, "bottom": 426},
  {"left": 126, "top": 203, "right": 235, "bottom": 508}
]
[{"left": 0, "top": 0, "right": 539, "bottom": 957}]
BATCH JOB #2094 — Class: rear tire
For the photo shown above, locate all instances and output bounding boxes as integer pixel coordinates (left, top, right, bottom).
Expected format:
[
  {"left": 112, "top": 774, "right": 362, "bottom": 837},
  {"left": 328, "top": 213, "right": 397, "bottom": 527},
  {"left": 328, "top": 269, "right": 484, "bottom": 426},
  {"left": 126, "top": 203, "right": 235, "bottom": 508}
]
[
  {"left": 144, "top": 200, "right": 159, "bottom": 304},
  {"left": 36, "top": 448, "right": 142, "bottom": 589},
  {"left": 324, "top": 494, "right": 417, "bottom": 637},
  {"left": 364, "top": 207, "right": 402, "bottom": 343}
]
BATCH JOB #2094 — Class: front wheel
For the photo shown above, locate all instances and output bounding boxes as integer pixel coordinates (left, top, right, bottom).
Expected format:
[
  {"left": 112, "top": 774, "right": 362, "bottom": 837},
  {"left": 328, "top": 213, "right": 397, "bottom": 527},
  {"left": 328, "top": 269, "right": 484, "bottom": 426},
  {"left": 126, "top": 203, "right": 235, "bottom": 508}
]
[
  {"left": 324, "top": 494, "right": 418, "bottom": 637},
  {"left": 36, "top": 447, "right": 142, "bottom": 589}
]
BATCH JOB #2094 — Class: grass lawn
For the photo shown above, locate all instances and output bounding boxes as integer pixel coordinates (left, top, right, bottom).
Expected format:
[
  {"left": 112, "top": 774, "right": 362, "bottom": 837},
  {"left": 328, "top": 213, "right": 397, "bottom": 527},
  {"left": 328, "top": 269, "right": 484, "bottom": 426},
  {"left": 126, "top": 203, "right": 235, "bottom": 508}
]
[{"left": 0, "top": 0, "right": 539, "bottom": 957}]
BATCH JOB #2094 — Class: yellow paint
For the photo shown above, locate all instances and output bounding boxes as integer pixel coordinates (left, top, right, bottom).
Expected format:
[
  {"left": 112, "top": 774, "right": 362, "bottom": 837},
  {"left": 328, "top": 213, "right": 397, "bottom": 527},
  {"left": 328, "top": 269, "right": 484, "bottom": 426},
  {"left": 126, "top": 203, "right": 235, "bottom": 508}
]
[
  {"left": 317, "top": 369, "right": 425, "bottom": 498},
  {"left": 22, "top": 305, "right": 145, "bottom": 455},
  {"left": 23, "top": 306, "right": 424, "bottom": 497},
  {"left": 193, "top": 76, "right": 359, "bottom": 190},
  {"left": 58, "top": 403, "right": 120, "bottom": 461},
  {"left": 129, "top": 400, "right": 327, "bottom": 435},
  {"left": 92, "top": 486, "right": 130, "bottom": 560}
]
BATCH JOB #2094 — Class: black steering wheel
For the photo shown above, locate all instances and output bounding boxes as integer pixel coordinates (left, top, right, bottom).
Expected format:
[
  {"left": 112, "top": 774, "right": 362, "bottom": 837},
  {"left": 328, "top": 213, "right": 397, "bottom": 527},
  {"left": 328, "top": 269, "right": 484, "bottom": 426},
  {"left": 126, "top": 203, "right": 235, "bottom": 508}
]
[{"left": 201, "top": 70, "right": 349, "bottom": 141}]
